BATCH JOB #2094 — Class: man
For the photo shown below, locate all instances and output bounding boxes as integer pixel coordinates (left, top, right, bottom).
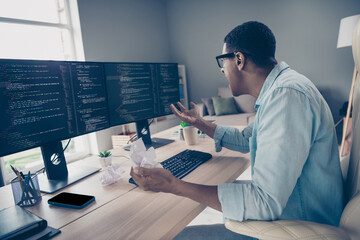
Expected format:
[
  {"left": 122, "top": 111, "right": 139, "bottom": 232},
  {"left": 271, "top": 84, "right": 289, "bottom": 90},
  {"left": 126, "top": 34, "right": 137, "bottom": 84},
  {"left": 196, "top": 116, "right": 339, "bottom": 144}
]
[{"left": 130, "top": 21, "right": 344, "bottom": 239}]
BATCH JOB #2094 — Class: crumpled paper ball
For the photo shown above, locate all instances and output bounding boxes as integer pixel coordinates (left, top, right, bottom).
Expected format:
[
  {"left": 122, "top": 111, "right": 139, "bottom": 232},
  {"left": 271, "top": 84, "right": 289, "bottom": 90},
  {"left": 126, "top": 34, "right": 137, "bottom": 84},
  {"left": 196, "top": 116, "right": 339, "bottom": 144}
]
[
  {"left": 129, "top": 138, "right": 162, "bottom": 168},
  {"left": 99, "top": 163, "right": 125, "bottom": 185}
]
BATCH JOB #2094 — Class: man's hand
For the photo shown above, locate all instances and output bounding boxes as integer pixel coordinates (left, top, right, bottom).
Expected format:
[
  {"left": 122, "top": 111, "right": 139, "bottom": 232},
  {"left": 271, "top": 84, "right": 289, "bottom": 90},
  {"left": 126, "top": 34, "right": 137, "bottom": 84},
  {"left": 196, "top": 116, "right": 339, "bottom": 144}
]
[
  {"left": 170, "top": 101, "right": 201, "bottom": 127},
  {"left": 130, "top": 167, "right": 222, "bottom": 211},
  {"left": 130, "top": 167, "right": 180, "bottom": 193},
  {"left": 171, "top": 101, "right": 217, "bottom": 138}
]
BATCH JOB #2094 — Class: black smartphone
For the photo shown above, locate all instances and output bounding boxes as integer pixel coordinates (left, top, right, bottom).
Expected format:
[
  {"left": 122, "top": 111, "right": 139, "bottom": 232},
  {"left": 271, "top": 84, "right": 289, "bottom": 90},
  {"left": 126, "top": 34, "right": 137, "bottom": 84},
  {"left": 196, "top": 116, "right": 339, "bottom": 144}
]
[{"left": 48, "top": 192, "right": 95, "bottom": 209}]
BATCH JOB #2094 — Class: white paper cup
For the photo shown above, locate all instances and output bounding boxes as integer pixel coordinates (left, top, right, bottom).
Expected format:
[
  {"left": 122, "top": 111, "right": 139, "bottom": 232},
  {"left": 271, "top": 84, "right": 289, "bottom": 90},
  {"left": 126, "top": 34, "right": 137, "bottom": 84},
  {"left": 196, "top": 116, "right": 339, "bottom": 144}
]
[{"left": 183, "top": 126, "right": 198, "bottom": 145}]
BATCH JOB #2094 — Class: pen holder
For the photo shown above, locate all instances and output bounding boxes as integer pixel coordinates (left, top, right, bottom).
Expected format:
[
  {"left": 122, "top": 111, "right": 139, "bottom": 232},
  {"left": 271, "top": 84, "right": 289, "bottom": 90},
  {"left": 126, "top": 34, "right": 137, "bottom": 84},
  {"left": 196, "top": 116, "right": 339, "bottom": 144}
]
[{"left": 10, "top": 174, "right": 42, "bottom": 207}]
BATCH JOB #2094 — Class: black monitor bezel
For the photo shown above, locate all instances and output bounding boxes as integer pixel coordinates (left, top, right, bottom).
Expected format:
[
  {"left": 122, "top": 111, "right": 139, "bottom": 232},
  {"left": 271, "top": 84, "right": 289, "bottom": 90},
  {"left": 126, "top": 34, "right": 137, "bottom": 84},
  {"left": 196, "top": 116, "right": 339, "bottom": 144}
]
[
  {"left": 0, "top": 59, "right": 180, "bottom": 157},
  {"left": 103, "top": 61, "right": 179, "bottom": 127},
  {"left": 0, "top": 58, "right": 111, "bottom": 157}
]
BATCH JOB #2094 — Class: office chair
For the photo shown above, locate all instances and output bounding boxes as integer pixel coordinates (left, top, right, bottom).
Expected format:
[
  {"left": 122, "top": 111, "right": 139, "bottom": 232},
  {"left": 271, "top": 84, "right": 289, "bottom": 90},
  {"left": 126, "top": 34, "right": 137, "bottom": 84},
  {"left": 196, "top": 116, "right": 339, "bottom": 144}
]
[{"left": 224, "top": 75, "right": 360, "bottom": 240}]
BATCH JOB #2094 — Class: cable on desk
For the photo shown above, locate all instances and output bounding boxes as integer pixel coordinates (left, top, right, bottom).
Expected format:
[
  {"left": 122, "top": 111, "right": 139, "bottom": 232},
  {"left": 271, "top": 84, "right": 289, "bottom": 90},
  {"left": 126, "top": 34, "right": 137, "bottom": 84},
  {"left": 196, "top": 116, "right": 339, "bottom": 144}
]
[{"left": 126, "top": 119, "right": 155, "bottom": 144}]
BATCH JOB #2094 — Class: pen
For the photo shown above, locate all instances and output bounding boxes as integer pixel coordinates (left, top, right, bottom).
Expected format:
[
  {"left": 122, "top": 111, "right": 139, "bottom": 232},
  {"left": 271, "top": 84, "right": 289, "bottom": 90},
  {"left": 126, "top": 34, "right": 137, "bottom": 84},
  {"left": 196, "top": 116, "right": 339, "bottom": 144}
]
[
  {"left": 25, "top": 172, "right": 37, "bottom": 200},
  {"left": 20, "top": 171, "right": 25, "bottom": 180},
  {"left": 10, "top": 166, "right": 21, "bottom": 180},
  {"left": 10, "top": 165, "right": 23, "bottom": 189}
]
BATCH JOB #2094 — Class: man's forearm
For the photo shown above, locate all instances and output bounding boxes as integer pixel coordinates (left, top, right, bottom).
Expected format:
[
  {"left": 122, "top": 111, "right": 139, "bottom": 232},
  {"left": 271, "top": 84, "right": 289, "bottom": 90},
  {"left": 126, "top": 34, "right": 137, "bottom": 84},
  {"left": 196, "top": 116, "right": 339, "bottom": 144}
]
[
  {"left": 131, "top": 167, "right": 222, "bottom": 211},
  {"left": 194, "top": 118, "right": 217, "bottom": 139},
  {"left": 173, "top": 179, "right": 222, "bottom": 211}
]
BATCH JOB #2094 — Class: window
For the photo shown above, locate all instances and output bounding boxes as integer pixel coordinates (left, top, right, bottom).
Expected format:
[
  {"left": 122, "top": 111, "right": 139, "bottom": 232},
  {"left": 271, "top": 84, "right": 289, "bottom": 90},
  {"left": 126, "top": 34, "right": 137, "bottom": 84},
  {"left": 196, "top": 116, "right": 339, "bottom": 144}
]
[{"left": 0, "top": 0, "right": 87, "bottom": 184}]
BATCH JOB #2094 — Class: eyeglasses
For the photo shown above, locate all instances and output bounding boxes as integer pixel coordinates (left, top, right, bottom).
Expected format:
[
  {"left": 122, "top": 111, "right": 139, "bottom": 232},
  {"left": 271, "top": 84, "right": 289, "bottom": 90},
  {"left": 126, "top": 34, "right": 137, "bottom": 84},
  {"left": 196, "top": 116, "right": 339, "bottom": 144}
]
[
  {"left": 215, "top": 52, "right": 236, "bottom": 68},
  {"left": 215, "top": 51, "right": 251, "bottom": 68}
]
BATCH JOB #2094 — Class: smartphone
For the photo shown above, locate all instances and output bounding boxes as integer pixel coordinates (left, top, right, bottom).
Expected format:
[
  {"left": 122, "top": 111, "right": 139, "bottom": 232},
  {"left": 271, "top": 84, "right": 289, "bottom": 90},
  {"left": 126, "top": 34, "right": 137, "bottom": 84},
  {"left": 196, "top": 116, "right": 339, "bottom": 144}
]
[{"left": 48, "top": 192, "right": 95, "bottom": 209}]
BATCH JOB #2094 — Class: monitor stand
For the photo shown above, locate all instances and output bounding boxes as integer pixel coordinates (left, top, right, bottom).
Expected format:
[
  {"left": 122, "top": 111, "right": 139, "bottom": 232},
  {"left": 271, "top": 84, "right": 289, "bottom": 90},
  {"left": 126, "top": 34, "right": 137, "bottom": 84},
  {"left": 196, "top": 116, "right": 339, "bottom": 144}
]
[
  {"left": 39, "top": 141, "right": 100, "bottom": 194},
  {"left": 123, "top": 137, "right": 174, "bottom": 151},
  {"left": 38, "top": 165, "right": 100, "bottom": 194},
  {"left": 123, "top": 119, "right": 174, "bottom": 151}
]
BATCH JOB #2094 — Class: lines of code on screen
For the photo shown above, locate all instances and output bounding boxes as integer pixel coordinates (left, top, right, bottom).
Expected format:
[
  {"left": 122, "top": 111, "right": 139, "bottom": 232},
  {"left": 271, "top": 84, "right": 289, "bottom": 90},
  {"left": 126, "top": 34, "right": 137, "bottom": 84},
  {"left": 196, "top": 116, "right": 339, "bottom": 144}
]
[
  {"left": 105, "top": 63, "right": 179, "bottom": 126},
  {"left": 0, "top": 60, "right": 109, "bottom": 156}
]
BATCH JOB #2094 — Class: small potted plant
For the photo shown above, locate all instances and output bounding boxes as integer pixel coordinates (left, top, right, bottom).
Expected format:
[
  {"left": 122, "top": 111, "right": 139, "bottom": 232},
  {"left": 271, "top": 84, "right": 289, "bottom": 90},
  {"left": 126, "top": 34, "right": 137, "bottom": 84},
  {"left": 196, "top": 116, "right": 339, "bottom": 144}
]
[{"left": 98, "top": 150, "right": 112, "bottom": 167}]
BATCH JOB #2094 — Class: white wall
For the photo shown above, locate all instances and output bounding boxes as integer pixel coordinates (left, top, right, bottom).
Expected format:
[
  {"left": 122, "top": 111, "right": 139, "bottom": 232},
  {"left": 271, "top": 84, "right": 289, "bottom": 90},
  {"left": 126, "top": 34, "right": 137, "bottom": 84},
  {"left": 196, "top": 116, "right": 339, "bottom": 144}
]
[
  {"left": 78, "top": 0, "right": 171, "bottom": 62},
  {"left": 77, "top": 0, "right": 360, "bottom": 148},
  {"left": 166, "top": 0, "right": 360, "bottom": 126},
  {"left": 77, "top": 0, "right": 173, "bottom": 151}
]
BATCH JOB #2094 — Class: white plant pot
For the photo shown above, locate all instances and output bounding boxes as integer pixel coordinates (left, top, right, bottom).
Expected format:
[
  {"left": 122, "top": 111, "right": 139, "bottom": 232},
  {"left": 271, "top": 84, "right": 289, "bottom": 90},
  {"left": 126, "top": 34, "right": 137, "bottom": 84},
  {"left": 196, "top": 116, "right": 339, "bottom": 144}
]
[{"left": 100, "top": 156, "right": 112, "bottom": 167}]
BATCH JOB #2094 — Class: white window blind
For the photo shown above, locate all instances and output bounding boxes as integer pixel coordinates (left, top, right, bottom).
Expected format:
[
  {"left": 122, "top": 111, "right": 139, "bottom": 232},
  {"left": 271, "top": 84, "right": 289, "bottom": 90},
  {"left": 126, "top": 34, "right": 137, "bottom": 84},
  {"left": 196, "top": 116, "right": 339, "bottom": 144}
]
[{"left": 0, "top": 0, "right": 88, "bottom": 184}]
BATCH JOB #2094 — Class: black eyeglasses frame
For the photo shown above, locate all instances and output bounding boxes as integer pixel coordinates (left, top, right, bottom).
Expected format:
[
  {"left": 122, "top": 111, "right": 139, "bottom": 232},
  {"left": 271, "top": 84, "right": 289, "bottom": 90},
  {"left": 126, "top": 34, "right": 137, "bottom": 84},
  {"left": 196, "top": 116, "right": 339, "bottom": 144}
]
[
  {"left": 215, "top": 52, "right": 236, "bottom": 68},
  {"left": 215, "top": 51, "right": 252, "bottom": 68}
]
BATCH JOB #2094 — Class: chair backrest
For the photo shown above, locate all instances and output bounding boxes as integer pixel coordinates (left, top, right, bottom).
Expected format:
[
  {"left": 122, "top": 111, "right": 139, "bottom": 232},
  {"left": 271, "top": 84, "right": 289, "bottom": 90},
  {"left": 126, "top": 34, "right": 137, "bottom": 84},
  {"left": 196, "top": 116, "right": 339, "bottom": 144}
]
[
  {"left": 344, "top": 74, "right": 360, "bottom": 203},
  {"left": 339, "top": 73, "right": 360, "bottom": 240}
]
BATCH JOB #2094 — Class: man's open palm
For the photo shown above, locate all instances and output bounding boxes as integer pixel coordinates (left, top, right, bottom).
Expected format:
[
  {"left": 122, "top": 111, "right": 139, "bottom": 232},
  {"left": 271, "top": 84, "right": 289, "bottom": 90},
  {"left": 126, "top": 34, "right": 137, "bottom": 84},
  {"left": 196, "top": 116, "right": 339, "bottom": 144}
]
[{"left": 170, "top": 101, "right": 200, "bottom": 126}]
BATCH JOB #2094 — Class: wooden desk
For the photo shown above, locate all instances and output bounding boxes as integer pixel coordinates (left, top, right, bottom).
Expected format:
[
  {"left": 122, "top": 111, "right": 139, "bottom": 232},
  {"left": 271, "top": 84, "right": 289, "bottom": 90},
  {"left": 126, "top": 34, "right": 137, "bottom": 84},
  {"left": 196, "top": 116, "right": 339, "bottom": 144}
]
[{"left": 0, "top": 126, "right": 250, "bottom": 240}]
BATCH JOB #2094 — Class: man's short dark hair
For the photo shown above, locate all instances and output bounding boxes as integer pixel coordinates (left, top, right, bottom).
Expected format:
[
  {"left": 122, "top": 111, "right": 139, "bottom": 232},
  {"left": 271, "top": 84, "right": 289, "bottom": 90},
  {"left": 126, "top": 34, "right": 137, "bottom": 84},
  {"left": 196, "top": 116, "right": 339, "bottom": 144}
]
[{"left": 224, "top": 21, "right": 277, "bottom": 68}]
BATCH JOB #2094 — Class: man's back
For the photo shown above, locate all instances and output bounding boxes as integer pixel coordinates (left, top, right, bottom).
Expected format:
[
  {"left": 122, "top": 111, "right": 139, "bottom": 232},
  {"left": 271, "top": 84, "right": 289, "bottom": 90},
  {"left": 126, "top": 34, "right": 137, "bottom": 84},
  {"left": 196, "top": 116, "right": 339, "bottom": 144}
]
[{"left": 253, "top": 62, "right": 344, "bottom": 225}]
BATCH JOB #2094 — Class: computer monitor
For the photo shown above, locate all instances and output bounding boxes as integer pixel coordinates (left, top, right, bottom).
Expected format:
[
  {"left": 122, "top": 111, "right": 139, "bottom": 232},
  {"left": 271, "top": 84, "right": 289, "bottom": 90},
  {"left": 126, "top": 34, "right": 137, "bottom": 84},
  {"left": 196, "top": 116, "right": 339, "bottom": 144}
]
[
  {"left": 105, "top": 62, "right": 179, "bottom": 149},
  {"left": 0, "top": 59, "right": 180, "bottom": 192},
  {"left": 0, "top": 59, "right": 109, "bottom": 193}
]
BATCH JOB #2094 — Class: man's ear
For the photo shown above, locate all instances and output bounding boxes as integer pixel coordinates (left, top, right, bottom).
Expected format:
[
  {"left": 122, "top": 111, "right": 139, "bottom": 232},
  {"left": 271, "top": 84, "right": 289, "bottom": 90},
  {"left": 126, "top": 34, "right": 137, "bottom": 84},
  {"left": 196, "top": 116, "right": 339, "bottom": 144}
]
[{"left": 235, "top": 52, "right": 245, "bottom": 70}]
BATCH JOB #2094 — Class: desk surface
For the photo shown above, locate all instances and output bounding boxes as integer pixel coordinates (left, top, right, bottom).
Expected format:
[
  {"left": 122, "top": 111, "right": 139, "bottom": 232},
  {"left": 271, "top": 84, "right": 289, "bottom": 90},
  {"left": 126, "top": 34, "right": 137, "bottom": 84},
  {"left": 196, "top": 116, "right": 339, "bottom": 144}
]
[{"left": 0, "top": 125, "right": 250, "bottom": 240}]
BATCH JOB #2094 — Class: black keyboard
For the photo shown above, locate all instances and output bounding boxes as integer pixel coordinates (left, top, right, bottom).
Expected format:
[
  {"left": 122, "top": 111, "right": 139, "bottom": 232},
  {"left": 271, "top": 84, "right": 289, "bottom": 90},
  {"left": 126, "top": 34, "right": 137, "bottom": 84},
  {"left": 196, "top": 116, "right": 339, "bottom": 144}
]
[{"left": 129, "top": 149, "right": 212, "bottom": 185}]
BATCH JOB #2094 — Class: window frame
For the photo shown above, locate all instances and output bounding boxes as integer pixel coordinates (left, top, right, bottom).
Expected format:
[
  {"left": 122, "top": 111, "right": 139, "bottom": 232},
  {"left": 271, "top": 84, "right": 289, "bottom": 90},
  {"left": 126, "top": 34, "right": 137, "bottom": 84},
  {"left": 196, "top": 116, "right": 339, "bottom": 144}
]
[{"left": 0, "top": 0, "right": 88, "bottom": 186}]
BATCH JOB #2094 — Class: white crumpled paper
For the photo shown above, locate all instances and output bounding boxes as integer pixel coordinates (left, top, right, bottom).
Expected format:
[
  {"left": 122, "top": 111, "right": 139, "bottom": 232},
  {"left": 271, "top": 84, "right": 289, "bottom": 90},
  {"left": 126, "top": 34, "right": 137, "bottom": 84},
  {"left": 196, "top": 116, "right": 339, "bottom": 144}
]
[
  {"left": 129, "top": 138, "right": 162, "bottom": 168},
  {"left": 99, "top": 163, "right": 125, "bottom": 185}
]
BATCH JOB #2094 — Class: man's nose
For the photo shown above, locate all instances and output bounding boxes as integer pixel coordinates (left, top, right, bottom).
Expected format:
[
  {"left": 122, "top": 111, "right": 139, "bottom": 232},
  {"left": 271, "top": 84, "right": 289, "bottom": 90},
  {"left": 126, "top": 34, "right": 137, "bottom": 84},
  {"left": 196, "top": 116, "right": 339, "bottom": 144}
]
[{"left": 221, "top": 68, "right": 224, "bottom": 74}]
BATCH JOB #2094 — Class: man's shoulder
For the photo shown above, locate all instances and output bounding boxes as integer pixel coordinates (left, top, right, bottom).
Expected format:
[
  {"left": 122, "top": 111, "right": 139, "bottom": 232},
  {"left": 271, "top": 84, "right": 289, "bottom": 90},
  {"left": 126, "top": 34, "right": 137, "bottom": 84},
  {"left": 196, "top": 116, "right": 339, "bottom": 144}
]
[
  {"left": 271, "top": 68, "right": 321, "bottom": 101},
  {"left": 275, "top": 69, "right": 312, "bottom": 91}
]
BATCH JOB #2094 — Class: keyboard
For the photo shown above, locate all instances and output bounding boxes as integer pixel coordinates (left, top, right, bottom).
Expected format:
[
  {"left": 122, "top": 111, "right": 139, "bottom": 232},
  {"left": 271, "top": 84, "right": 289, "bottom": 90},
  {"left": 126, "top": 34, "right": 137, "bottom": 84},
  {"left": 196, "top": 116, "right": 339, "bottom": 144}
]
[{"left": 129, "top": 149, "right": 212, "bottom": 185}]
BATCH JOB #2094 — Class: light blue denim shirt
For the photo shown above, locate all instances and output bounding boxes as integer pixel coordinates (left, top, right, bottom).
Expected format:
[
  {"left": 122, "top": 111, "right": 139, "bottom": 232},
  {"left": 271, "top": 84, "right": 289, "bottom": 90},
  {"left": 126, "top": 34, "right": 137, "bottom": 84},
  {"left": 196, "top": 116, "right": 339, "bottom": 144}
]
[{"left": 216, "top": 62, "right": 344, "bottom": 226}]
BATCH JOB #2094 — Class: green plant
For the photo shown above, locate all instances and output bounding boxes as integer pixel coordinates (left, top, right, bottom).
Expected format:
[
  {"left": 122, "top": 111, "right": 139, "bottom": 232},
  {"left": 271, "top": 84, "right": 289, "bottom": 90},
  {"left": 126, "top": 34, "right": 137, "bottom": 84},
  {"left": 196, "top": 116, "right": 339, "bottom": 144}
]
[
  {"left": 98, "top": 150, "right": 112, "bottom": 158},
  {"left": 180, "top": 121, "right": 190, "bottom": 128}
]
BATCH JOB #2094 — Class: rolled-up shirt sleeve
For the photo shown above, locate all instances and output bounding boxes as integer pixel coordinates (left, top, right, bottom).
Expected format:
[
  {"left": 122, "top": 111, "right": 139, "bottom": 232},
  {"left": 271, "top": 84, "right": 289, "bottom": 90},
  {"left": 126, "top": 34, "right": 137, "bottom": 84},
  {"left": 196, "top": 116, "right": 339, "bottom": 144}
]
[
  {"left": 213, "top": 123, "right": 253, "bottom": 153},
  {"left": 218, "top": 87, "right": 313, "bottom": 221}
]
